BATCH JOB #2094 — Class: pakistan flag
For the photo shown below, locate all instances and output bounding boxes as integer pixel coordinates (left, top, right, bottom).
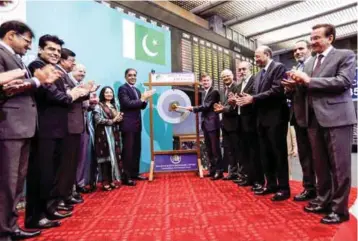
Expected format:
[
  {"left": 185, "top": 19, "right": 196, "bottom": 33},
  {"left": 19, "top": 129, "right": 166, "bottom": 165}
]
[{"left": 123, "top": 19, "right": 166, "bottom": 65}]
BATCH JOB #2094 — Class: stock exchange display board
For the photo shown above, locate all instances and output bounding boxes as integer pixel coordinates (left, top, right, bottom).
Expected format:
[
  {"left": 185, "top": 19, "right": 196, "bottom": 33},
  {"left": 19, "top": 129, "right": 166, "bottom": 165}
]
[{"left": 173, "top": 29, "right": 256, "bottom": 91}]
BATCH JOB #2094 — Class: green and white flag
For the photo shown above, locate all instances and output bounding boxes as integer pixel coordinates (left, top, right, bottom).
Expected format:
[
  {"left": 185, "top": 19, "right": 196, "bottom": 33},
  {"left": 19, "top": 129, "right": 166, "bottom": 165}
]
[{"left": 123, "top": 19, "right": 165, "bottom": 65}]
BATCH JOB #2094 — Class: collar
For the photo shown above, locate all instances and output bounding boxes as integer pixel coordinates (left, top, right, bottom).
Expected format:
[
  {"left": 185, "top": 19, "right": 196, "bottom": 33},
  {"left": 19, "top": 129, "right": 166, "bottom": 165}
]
[
  {"left": 319, "top": 45, "right": 333, "bottom": 58},
  {"left": 0, "top": 40, "right": 15, "bottom": 55},
  {"left": 243, "top": 75, "right": 252, "bottom": 84},
  {"left": 126, "top": 82, "right": 136, "bottom": 88},
  {"left": 264, "top": 59, "right": 273, "bottom": 72},
  {"left": 225, "top": 82, "right": 233, "bottom": 89},
  {"left": 57, "top": 64, "right": 68, "bottom": 74}
]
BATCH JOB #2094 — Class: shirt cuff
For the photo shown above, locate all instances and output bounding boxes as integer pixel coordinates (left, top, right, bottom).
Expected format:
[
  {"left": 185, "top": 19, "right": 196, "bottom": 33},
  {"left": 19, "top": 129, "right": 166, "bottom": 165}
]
[{"left": 32, "top": 77, "right": 41, "bottom": 88}]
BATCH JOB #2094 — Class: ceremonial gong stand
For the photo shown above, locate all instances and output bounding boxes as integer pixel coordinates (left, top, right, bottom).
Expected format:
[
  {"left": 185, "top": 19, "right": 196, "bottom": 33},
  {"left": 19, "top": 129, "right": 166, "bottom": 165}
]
[{"left": 144, "top": 73, "right": 203, "bottom": 181}]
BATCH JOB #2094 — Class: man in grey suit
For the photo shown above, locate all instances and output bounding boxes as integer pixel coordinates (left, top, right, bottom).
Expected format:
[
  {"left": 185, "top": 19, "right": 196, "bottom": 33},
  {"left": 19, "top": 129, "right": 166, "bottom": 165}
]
[
  {"left": 289, "top": 40, "right": 316, "bottom": 202},
  {"left": 286, "top": 24, "right": 356, "bottom": 224},
  {"left": 0, "top": 21, "right": 60, "bottom": 241}
]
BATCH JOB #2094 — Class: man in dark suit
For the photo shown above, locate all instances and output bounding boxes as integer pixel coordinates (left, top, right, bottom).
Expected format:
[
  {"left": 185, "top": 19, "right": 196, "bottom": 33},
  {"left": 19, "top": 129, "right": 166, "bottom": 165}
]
[
  {"left": 26, "top": 36, "right": 85, "bottom": 230},
  {"left": 287, "top": 40, "right": 316, "bottom": 202},
  {"left": 214, "top": 69, "right": 239, "bottom": 180},
  {"left": 0, "top": 21, "right": 60, "bottom": 241},
  {"left": 238, "top": 46, "right": 290, "bottom": 201},
  {"left": 285, "top": 24, "right": 356, "bottom": 224},
  {"left": 233, "top": 61, "right": 264, "bottom": 190},
  {"left": 56, "top": 48, "right": 90, "bottom": 205},
  {"left": 118, "top": 68, "right": 154, "bottom": 186},
  {"left": 184, "top": 73, "right": 222, "bottom": 179}
]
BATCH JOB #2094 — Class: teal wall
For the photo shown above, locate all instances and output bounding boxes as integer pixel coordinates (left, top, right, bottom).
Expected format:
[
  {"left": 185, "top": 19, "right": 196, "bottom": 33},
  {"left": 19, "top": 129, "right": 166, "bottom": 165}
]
[{"left": 26, "top": 1, "right": 172, "bottom": 172}]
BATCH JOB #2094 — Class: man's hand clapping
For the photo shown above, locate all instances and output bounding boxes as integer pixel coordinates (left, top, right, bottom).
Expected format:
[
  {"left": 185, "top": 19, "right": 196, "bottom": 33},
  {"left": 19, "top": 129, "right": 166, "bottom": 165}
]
[
  {"left": 34, "top": 64, "right": 62, "bottom": 84},
  {"left": 140, "top": 89, "right": 156, "bottom": 102}
]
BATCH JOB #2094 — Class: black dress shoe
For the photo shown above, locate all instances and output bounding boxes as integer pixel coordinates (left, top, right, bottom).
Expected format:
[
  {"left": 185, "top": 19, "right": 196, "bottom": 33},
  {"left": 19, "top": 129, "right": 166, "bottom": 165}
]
[
  {"left": 251, "top": 183, "right": 263, "bottom": 191},
  {"left": 237, "top": 180, "right": 252, "bottom": 187},
  {"left": 56, "top": 204, "right": 74, "bottom": 212},
  {"left": 293, "top": 190, "right": 317, "bottom": 201},
  {"left": 122, "top": 179, "right": 136, "bottom": 186},
  {"left": 47, "top": 211, "right": 72, "bottom": 220},
  {"left": 222, "top": 175, "right": 238, "bottom": 181},
  {"left": 72, "top": 192, "right": 83, "bottom": 200},
  {"left": 76, "top": 186, "right": 90, "bottom": 194},
  {"left": 11, "top": 228, "right": 41, "bottom": 240},
  {"left": 210, "top": 172, "right": 224, "bottom": 180},
  {"left": 320, "top": 212, "right": 349, "bottom": 224},
  {"left": 133, "top": 175, "right": 148, "bottom": 181},
  {"left": 254, "top": 187, "right": 276, "bottom": 195},
  {"left": 304, "top": 204, "right": 330, "bottom": 214},
  {"left": 204, "top": 173, "right": 215, "bottom": 178},
  {"left": 271, "top": 191, "right": 290, "bottom": 201},
  {"left": 25, "top": 218, "right": 61, "bottom": 229},
  {"left": 65, "top": 196, "right": 84, "bottom": 205}
]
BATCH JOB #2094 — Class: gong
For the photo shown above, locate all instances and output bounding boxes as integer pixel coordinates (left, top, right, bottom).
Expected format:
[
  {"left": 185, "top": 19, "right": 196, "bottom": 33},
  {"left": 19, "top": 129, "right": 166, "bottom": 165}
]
[{"left": 157, "top": 89, "right": 191, "bottom": 124}]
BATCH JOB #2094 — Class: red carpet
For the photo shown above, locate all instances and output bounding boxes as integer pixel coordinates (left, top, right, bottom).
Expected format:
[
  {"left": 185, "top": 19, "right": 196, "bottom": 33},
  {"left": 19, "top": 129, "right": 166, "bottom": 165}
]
[{"left": 20, "top": 172, "right": 357, "bottom": 241}]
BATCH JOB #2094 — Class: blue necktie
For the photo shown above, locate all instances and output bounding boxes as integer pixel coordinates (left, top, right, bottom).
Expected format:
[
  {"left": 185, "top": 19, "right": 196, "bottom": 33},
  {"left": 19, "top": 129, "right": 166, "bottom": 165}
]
[{"left": 258, "top": 69, "right": 266, "bottom": 91}]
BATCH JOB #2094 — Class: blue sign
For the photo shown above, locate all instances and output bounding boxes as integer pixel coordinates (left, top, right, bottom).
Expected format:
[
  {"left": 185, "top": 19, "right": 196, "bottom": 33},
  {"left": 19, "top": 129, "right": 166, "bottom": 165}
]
[
  {"left": 154, "top": 154, "right": 198, "bottom": 172},
  {"left": 352, "top": 67, "right": 358, "bottom": 102}
]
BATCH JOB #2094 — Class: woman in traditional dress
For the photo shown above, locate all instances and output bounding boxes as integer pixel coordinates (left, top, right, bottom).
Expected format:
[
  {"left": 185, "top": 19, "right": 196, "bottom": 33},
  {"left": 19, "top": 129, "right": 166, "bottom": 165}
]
[{"left": 93, "top": 86, "right": 122, "bottom": 191}]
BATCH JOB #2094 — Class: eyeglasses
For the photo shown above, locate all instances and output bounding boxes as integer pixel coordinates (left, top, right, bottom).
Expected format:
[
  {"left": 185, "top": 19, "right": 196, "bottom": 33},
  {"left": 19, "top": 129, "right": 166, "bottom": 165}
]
[
  {"left": 238, "top": 68, "right": 247, "bottom": 71},
  {"left": 16, "top": 34, "right": 32, "bottom": 45}
]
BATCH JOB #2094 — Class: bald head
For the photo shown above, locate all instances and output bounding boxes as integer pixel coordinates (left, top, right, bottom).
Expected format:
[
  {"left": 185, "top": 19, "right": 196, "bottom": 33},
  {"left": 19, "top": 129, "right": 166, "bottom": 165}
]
[
  {"left": 72, "top": 63, "right": 86, "bottom": 82},
  {"left": 238, "top": 61, "right": 252, "bottom": 80},
  {"left": 255, "top": 45, "right": 272, "bottom": 68},
  {"left": 221, "top": 69, "right": 234, "bottom": 86}
]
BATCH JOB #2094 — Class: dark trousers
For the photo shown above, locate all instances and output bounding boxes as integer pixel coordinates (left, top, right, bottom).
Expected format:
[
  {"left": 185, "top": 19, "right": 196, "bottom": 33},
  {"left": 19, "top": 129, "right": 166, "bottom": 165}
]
[
  {"left": 239, "top": 122, "right": 264, "bottom": 185},
  {"left": 203, "top": 127, "right": 222, "bottom": 174},
  {"left": 222, "top": 128, "right": 240, "bottom": 176},
  {"left": 99, "top": 162, "right": 112, "bottom": 183},
  {"left": 258, "top": 122, "right": 290, "bottom": 191},
  {"left": 0, "top": 139, "right": 30, "bottom": 238},
  {"left": 294, "top": 123, "right": 316, "bottom": 190},
  {"left": 56, "top": 134, "right": 81, "bottom": 199},
  {"left": 308, "top": 111, "right": 353, "bottom": 216},
  {"left": 25, "top": 138, "right": 64, "bottom": 223},
  {"left": 121, "top": 131, "right": 141, "bottom": 178}
]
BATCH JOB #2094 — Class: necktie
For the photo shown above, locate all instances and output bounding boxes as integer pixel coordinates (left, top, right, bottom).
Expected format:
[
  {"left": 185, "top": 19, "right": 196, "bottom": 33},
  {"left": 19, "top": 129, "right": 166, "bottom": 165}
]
[
  {"left": 258, "top": 69, "right": 266, "bottom": 91},
  {"left": 312, "top": 54, "right": 324, "bottom": 77},
  {"left": 297, "top": 61, "right": 304, "bottom": 71},
  {"left": 15, "top": 55, "right": 31, "bottom": 78},
  {"left": 131, "top": 86, "right": 139, "bottom": 99}
]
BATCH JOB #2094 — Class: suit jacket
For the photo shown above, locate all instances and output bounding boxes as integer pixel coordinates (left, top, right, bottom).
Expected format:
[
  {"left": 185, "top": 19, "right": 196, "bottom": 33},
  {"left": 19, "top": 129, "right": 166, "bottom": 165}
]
[
  {"left": 118, "top": 83, "right": 147, "bottom": 132},
  {"left": 220, "top": 82, "right": 239, "bottom": 132},
  {"left": 0, "top": 44, "right": 37, "bottom": 140},
  {"left": 253, "top": 60, "right": 289, "bottom": 127},
  {"left": 237, "top": 76, "right": 256, "bottom": 132},
  {"left": 28, "top": 59, "right": 73, "bottom": 138},
  {"left": 61, "top": 67, "right": 86, "bottom": 134},
  {"left": 294, "top": 47, "right": 356, "bottom": 128},
  {"left": 193, "top": 87, "right": 220, "bottom": 132}
]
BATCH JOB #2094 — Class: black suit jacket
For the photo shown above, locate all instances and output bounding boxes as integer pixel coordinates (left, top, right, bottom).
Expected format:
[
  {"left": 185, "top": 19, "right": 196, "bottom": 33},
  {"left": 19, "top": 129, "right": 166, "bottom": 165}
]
[
  {"left": 28, "top": 59, "right": 73, "bottom": 138},
  {"left": 193, "top": 87, "right": 220, "bottom": 132},
  {"left": 237, "top": 76, "right": 256, "bottom": 132},
  {"left": 253, "top": 61, "right": 289, "bottom": 126},
  {"left": 221, "top": 82, "right": 239, "bottom": 132},
  {"left": 118, "top": 83, "right": 147, "bottom": 132},
  {"left": 60, "top": 68, "right": 86, "bottom": 135}
]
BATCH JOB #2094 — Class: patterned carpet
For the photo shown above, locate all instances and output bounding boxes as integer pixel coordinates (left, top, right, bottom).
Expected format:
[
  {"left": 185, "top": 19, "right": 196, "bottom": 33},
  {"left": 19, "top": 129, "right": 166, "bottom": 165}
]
[{"left": 20, "top": 172, "right": 357, "bottom": 241}]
